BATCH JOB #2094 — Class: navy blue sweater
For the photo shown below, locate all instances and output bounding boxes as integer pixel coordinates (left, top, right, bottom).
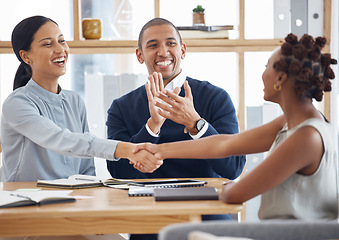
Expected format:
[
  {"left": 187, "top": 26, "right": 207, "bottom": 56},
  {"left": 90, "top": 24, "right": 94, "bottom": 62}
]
[{"left": 106, "top": 77, "right": 246, "bottom": 180}]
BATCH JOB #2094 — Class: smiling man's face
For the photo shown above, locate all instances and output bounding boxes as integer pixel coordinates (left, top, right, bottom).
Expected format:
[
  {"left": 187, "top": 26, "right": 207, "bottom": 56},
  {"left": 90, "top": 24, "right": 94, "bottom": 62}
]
[{"left": 136, "top": 24, "right": 186, "bottom": 86}]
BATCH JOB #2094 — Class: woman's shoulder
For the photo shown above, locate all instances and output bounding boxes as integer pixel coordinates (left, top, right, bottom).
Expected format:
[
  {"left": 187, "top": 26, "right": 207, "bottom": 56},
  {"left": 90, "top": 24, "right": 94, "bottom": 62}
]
[
  {"left": 60, "top": 89, "right": 86, "bottom": 109},
  {"left": 291, "top": 118, "right": 333, "bottom": 149},
  {"left": 61, "top": 88, "right": 81, "bottom": 98},
  {"left": 60, "top": 89, "right": 84, "bottom": 102},
  {"left": 295, "top": 118, "right": 331, "bottom": 132},
  {"left": 2, "top": 86, "right": 31, "bottom": 107}
]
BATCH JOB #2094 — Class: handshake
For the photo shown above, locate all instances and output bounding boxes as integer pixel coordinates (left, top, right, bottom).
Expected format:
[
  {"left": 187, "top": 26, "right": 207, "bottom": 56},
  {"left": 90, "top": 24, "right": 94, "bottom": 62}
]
[{"left": 129, "top": 143, "right": 164, "bottom": 173}]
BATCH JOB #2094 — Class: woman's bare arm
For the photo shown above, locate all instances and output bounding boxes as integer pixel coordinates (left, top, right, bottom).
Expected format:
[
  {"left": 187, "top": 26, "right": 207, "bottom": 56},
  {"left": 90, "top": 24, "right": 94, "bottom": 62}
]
[
  {"left": 221, "top": 125, "right": 324, "bottom": 204},
  {"left": 156, "top": 115, "right": 286, "bottom": 160}
]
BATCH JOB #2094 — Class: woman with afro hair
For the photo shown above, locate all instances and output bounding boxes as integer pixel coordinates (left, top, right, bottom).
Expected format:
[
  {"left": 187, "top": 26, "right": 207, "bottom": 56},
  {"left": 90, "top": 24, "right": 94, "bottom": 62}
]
[{"left": 135, "top": 33, "right": 338, "bottom": 220}]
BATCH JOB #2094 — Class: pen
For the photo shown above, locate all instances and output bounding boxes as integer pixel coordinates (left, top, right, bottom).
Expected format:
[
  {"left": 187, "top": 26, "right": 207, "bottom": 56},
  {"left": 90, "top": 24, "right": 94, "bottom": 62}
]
[
  {"left": 75, "top": 178, "right": 99, "bottom": 182},
  {"left": 128, "top": 182, "right": 145, "bottom": 187},
  {"left": 10, "top": 193, "right": 32, "bottom": 200}
]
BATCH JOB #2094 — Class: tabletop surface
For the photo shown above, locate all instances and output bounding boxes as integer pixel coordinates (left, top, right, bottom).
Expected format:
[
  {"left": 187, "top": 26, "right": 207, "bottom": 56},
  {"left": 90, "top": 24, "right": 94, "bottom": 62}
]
[{"left": 0, "top": 178, "right": 244, "bottom": 236}]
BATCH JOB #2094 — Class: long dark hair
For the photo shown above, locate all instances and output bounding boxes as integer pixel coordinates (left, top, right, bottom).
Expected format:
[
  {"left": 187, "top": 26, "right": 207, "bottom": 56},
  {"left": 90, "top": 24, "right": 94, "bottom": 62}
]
[{"left": 11, "top": 15, "right": 57, "bottom": 90}]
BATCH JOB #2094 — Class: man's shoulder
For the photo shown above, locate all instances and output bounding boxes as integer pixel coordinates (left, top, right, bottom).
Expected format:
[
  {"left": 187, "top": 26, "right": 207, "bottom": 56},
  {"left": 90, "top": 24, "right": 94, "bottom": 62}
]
[{"left": 186, "top": 77, "right": 225, "bottom": 93}]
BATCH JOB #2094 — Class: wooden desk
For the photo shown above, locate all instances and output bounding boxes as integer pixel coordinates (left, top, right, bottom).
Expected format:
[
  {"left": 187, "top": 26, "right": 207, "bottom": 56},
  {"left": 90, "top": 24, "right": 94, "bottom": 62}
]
[{"left": 0, "top": 178, "right": 243, "bottom": 237}]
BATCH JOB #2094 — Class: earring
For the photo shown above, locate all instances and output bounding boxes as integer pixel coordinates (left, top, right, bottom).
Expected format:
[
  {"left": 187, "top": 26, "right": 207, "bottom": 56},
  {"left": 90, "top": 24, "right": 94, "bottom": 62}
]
[
  {"left": 274, "top": 84, "right": 281, "bottom": 91},
  {"left": 27, "top": 61, "right": 31, "bottom": 64}
]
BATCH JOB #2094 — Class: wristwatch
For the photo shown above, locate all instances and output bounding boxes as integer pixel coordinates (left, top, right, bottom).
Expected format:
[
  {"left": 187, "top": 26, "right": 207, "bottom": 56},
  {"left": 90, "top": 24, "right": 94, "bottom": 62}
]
[{"left": 195, "top": 118, "right": 206, "bottom": 132}]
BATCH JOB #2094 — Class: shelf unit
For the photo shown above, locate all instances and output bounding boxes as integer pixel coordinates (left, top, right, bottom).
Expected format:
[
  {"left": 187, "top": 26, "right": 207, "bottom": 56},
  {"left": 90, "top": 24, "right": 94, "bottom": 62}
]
[{"left": 0, "top": 0, "right": 332, "bottom": 130}]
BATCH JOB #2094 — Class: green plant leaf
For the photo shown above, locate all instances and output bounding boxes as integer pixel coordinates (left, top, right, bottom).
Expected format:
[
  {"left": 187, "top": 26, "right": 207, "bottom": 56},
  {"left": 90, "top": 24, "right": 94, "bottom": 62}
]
[{"left": 193, "top": 5, "right": 205, "bottom": 13}]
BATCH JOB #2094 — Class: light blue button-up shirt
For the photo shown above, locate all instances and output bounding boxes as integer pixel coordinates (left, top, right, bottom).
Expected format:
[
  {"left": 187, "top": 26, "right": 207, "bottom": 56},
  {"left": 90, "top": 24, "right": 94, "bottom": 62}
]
[{"left": 1, "top": 79, "right": 119, "bottom": 182}]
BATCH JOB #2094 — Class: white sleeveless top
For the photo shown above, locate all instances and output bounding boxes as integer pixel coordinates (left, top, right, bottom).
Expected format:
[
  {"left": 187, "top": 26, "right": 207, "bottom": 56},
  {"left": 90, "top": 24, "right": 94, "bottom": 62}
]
[{"left": 258, "top": 118, "right": 338, "bottom": 220}]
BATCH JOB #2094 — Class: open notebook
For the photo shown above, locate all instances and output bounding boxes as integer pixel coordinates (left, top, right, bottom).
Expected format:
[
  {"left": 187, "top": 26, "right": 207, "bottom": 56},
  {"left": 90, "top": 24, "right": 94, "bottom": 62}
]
[
  {"left": 0, "top": 190, "right": 75, "bottom": 208},
  {"left": 37, "top": 175, "right": 207, "bottom": 190},
  {"left": 37, "top": 174, "right": 132, "bottom": 189}
]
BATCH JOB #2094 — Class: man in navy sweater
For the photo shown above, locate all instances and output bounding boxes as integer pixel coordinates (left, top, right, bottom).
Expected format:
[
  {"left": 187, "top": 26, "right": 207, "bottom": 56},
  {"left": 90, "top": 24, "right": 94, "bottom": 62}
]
[{"left": 106, "top": 18, "right": 246, "bottom": 239}]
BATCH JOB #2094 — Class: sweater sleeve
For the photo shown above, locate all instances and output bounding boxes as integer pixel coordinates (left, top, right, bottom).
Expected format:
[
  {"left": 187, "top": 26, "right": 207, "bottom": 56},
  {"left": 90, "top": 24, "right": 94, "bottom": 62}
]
[
  {"left": 106, "top": 93, "right": 158, "bottom": 178},
  {"left": 106, "top": 97, "right": 161, "bottom": 144}
]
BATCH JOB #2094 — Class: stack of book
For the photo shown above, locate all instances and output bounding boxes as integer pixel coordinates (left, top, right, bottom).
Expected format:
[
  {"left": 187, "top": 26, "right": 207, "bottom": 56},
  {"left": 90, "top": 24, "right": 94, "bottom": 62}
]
[{"left": 176, "top": 25, "right": 233, "bottom": 39}]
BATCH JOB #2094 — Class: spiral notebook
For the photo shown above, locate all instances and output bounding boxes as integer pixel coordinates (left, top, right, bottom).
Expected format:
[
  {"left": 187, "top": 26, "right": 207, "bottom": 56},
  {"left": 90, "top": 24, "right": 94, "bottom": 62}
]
[{"left": 128, "top": 179, "right": 207, "bottom": 197}]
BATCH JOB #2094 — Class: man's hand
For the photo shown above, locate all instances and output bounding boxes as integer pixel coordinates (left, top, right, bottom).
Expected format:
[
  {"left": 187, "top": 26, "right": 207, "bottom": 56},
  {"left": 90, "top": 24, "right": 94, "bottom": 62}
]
[
  {"left": 146, "top": 72, "right": 181, "bottom": 134},
  {"left": 155, "top": 81, "right": 201, "bottom": 134},
  {"left": 132, "top": 143, "right": 163, "bottom": 172},
  {"left": 128, "top": 147, "right": 163, "bottom": 173},
  {"left": 115, "top": 142, "right": 163, "bottom": 173},
  {"left": 146, "top": 72, "right": 166, "bottom": 134}
]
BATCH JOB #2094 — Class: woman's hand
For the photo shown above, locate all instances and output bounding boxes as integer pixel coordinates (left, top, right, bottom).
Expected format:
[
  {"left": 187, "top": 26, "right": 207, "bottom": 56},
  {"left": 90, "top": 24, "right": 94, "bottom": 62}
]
[
  {"left": 132, "top": 143, "right": 163, "bottom": 172},
  {"left": 115, "top": 142, "right": 163, "bottom": 173}
]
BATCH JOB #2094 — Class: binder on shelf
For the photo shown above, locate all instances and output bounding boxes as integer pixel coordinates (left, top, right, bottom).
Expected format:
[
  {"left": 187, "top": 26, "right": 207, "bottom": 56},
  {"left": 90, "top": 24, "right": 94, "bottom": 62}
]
[
  {"left": 176, "top": 25, "right": 233, "bottom": 32},
  {"left": 273, "top": 0, "right": 291, "bottom": 38},
  {"left": 307, "top": 0, "right": 323, "bottom": 37},
  {"left": 291, "top": 0, "right": 307, "bottom": 38}
]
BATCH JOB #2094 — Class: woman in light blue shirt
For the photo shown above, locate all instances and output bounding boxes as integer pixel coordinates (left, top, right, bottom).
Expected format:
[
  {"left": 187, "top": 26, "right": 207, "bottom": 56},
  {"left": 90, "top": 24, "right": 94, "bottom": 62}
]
[{"left": 0, "top": 15, "right": 162, "bottom": 182}]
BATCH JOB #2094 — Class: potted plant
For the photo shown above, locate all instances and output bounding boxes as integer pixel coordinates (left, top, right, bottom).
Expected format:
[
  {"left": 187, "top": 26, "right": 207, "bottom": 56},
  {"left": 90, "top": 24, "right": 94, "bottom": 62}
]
[{"left": 192, "top": 5, "right": 205, "bottom": 26}]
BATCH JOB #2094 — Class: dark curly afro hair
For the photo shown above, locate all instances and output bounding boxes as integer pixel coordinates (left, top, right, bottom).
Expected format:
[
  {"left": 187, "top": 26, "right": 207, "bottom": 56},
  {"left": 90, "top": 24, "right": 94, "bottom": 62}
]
[{"left": 274, "top": 33, "right": 337, "bottom": 101}]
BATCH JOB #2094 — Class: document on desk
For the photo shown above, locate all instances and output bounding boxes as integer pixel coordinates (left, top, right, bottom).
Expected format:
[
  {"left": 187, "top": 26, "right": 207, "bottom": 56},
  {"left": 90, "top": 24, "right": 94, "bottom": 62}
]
[
  {"left": 38, "top": 175, "right": 207, "bottom": 190},
  {"left": 37, "top": 174, "right": 133, "bottom": 189},
  {"left": 0, "top": 190, "right": 75, "bottom": 208}
]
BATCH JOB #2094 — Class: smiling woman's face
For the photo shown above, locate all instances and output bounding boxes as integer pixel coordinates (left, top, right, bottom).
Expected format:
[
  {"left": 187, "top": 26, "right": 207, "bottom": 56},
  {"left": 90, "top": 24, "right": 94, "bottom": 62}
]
[{"left": 21, "top": 21, "right": 69, "bottom": 82}]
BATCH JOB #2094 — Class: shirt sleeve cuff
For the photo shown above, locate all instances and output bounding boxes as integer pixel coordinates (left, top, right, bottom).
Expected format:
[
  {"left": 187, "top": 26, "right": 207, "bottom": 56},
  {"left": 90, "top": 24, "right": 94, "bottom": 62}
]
[
  {"left": 189, "top": 122, "right": 209, "bottom": 140},
  {"left": 91, "top": 137, "right": 120, "bottom": 161},
  {"left": 146, "top": 123, "right": 160, "bottom": 137}
]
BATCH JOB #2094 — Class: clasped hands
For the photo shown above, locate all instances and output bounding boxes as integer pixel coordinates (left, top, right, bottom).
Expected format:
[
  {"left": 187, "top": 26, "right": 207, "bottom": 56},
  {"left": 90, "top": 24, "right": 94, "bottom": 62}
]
[
  {"left": 130, "top": 143, "right": 161, "bottom": 173},
  {"left": 128, "top": 72, "right": 200, "bottom": 173}
]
